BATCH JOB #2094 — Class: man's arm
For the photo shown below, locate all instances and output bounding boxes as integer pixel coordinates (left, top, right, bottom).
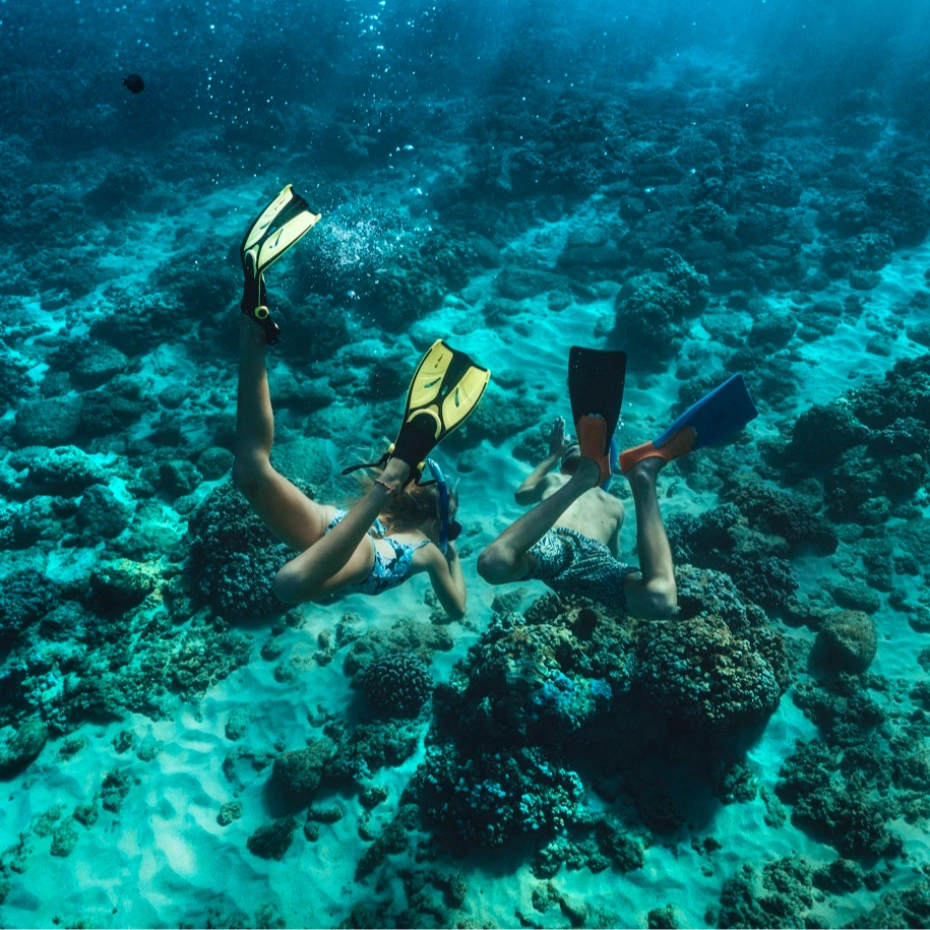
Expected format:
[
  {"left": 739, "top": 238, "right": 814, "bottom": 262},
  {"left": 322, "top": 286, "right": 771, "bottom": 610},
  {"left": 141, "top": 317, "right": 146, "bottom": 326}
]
[{"left": 515, "top": 417, "right": 573, "bottom": 506}]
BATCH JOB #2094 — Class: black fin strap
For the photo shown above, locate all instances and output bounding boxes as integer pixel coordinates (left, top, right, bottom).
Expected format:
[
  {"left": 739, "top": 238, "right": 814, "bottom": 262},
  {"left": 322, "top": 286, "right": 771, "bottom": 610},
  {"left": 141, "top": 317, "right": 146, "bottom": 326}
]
[
  {"left": 340, "top": 454, "right": 425, "bottom": 488},
  {"left": 341, "top": 453, "right": 390, "bottom": 477}
]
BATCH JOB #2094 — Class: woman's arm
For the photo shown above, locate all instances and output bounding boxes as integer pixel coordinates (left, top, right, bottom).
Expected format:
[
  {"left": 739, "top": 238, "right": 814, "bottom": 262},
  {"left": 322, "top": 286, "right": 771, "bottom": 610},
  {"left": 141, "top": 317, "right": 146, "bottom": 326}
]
[
  {"left": 273, "top": 458, "right": 410, "bottom": 603},
  {"left": 426, "top": 543, "right": 467, "bottom": 620}
]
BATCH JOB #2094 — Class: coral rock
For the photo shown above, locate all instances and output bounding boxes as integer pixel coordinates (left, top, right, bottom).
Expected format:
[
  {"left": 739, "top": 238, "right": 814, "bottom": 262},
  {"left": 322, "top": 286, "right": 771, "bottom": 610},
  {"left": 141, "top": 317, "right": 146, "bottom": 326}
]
[{"left": 816, "top": 610, "right": 878, "bottom": 674}]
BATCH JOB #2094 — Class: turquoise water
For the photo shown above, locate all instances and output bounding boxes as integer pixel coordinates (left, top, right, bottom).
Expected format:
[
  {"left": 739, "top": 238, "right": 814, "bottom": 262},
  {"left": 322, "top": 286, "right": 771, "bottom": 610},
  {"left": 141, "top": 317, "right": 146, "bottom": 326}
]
[{"left": 1, "top": 1, "right": 930, "bottom": 927}]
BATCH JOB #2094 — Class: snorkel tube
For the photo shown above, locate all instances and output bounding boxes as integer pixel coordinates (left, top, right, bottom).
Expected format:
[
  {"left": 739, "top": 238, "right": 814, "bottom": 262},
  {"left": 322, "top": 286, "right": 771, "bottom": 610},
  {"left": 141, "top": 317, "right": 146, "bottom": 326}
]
[
  {"left": 426, "top": 458, "right": 454, "bottom": 554},
  {"left": 602, "top": 437, "right": 618, "bottom": 492}
]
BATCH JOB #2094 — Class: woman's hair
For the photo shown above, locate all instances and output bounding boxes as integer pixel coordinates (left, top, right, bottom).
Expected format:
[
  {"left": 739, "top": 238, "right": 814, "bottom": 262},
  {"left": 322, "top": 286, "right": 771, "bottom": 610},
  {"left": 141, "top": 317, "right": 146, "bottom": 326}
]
[{"left": 358, "top": 474, "right": 459, "bottom": 534}]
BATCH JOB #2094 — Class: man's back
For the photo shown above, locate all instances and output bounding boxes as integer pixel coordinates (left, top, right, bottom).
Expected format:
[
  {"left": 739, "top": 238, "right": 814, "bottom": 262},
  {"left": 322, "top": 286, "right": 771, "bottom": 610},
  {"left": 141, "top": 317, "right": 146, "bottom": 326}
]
[{"left": 534, "top": 474, "right": 623, "bottom": 554}]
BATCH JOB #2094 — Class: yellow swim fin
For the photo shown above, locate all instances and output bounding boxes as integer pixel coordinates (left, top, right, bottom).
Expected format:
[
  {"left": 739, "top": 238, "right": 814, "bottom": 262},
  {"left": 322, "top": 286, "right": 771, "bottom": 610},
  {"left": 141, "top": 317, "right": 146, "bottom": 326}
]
[
  {"left": 343, "top": 339, "right": 491, "bottom": 483},
  {"left": 240, "top": 184, "right": 321, "bottom": 344}
]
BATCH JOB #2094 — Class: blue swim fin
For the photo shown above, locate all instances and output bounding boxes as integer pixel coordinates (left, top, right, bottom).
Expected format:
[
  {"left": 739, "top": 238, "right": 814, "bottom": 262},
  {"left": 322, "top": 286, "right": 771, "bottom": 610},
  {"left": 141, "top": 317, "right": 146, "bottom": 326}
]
[{"left": 619, "top": 373, "right": 757, "bottom": 474}]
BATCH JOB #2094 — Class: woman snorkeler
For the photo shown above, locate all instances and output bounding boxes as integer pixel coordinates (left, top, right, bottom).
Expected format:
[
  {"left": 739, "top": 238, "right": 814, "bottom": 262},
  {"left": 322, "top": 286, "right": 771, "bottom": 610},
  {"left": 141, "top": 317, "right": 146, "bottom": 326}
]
[{"left": 232, "top": 185, "right": 489, "bottom": 619}]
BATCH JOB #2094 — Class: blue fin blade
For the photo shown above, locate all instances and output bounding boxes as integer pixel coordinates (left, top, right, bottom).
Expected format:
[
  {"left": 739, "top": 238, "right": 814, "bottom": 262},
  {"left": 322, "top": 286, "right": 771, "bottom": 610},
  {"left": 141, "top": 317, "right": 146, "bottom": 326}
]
[{"left": 653, "top": 373, "right": 758, "bottom": 451}]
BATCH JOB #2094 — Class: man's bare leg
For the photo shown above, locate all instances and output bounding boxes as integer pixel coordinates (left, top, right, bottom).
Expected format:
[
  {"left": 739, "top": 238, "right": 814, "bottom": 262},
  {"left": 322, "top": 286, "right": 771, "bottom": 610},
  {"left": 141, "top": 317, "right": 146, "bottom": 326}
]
[
  {"left": 477, "top": 459, "right": 601, "bottom": 584},
  {"left": 623, "top": 457, "right": 677, "bottom": 618},
  {"left": 232, "top": 317, "right": 331, "bottom": 551}
]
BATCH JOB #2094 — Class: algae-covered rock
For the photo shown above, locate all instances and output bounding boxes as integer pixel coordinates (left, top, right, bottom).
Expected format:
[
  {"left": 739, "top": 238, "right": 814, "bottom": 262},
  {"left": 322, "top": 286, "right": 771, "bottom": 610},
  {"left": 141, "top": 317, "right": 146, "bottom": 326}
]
[
  {"left": 11, "top": 445, "right": 106, "bottom": 496},
  {"left": 170, "top": 627, "right": 252, "bottom": 699},
  {"left": 355, "top": 804, "right": 418, "bottom": 879},
  {"left": 12, "top": 395, "right": 83, "bottom": 448},
  {"left": 815, "top": 610, "right": 878, "bottom": 673},
  {"left": 270, "top": 437, "right": 332, "bottom": 488},
  {"left": 196, "top": 446, "right": 235, "bottom": 480},
  {"left": 11, "top": 495, "right": 70, "bottom": 547},
  {"left": 0, "top": 717, "right": 48, "bottom": 779},
  {"left": 463, "top": 387, "right": 547, "bottom": 446},
  {"left": 717, "top": 856, "right": 815, "bottom": 929},
  {"left": 159, "top": 459, "right": 203, "bottom": 497},
  {"left": 846, "top": 878, "right": 930, "bottom": 929},
  {"left": 247, "top": 817, "right": 297, "bottom": 860},
  {"left": 77, "top": 484, "right": 132, "bottom": 540},
  {"left": 272, "top": 737, "right": 337, "bottom": 804},
  {"left": 0, "top": 570, "right": 61, "bottom": 647},
  {"left": 91, "top": 559, "right": 157, "bottom": 611},
  {"left": 787, "top": 403, "right": 870, "bottom": 467}
]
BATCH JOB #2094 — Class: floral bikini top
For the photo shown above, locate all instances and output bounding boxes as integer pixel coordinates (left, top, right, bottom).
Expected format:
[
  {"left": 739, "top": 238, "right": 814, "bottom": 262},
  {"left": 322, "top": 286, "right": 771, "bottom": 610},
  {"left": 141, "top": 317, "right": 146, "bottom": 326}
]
[{"left": 327, "top": 509, "right": 431, "bottom": 596}]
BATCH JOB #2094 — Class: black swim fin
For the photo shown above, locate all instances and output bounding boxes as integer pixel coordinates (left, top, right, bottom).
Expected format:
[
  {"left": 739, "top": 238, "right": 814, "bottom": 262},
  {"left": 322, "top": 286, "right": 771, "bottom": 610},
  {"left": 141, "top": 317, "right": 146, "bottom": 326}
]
[{"left": 568, "top": 347, "right": 627, "bottom": 484}]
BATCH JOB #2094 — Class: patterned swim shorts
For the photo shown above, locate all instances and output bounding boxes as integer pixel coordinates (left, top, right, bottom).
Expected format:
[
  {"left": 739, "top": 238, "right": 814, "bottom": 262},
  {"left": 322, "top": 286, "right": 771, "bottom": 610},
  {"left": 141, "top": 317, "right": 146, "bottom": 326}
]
[{"left": 527, "top": 528, "right": 638, "bottom": 616}]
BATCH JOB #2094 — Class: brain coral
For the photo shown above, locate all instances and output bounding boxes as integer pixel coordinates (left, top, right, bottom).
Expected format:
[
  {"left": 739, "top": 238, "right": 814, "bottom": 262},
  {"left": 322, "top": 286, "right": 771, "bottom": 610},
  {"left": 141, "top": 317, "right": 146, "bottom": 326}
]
[{"left": 359, "top": 653, "right": 434, "bottom": 719}]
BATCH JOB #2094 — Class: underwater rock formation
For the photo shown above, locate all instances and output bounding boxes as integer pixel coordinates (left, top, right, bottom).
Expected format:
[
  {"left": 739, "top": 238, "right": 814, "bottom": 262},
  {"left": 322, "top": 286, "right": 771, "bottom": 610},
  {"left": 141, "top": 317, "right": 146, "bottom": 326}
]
[
  {"left": 814, "top": 610, "right": 878, "bottom": 674},
  {"left": 272, "top": 738, "right": 338, "bottom": 805},
  {"left": 780, "top": 353, "right": 930, "bottom": 526},
  {"left": 606, "top": 251, "right": 708, "bottom": 366},
  {"left": 667, "top": 503, "right": 799, "bottom": 611},
  {"left": 776, "top": 670, "right": 930, "bottom": 864},
  {"left": 716, "top": 856, "right": 815, "bottom": 929},
  {"left": 635, "top": 615, "right": 782, "bottom": 730},
  {"left": 186, "top": 481, "right": 298, "bottom": 622},
  {"left": 415, "top": 585, "right": 788, "bottom": 847},
  {"left": 0, "top": 717, "right": 48, "bottom": 779}
]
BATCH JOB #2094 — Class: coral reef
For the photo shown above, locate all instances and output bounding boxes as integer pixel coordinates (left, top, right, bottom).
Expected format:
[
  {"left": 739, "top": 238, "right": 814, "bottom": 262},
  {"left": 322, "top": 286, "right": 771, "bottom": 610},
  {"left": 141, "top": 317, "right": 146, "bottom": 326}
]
[
  {"left": 635, "top": 615, "right": 783, "bottom": 730},
  {"left": 186, "top": 481, "right": 300, "bottom": 621},
  {"left": 415, "top": 587, "right": 787, "bottom": 848},
  {"left": 357, "top": 653, "right": 434, "bottom": 719},
  {"left": 1, "top": 13, "right": 929, "bottom": 922}
]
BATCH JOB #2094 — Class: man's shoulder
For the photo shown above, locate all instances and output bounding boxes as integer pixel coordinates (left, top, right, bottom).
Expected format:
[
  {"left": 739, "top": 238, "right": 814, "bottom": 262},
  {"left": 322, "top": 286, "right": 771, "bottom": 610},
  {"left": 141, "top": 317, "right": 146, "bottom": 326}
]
[{"left": 539, "top": 473, "right": 570, "bottom": 493}]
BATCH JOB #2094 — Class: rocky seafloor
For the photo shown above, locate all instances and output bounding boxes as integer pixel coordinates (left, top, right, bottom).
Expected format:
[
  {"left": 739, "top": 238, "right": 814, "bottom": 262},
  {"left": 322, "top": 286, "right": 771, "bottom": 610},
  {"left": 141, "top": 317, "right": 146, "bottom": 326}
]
[{"left": 2, "top": 4, "right": 930, "bottom": 926}]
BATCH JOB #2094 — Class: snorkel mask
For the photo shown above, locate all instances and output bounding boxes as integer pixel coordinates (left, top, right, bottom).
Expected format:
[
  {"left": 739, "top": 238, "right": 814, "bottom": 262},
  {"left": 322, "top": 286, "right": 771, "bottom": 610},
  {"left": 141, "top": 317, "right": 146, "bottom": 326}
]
[{"left": 425, "top": 458, "right": 461, "bottom": 554}]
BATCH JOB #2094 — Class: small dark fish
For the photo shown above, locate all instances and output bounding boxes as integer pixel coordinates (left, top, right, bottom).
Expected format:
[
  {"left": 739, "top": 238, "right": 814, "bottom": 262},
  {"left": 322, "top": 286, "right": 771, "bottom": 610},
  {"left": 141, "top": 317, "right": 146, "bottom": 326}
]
[{"left": 123, "top": 74, "right": 145, "bottom": 94}]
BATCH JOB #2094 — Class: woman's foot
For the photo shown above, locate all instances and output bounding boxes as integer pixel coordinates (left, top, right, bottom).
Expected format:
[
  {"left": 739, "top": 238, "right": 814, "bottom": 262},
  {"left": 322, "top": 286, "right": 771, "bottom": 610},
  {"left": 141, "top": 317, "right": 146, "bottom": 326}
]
[{"left": 379, "top": 456, "right": 413, "bottom": 491}]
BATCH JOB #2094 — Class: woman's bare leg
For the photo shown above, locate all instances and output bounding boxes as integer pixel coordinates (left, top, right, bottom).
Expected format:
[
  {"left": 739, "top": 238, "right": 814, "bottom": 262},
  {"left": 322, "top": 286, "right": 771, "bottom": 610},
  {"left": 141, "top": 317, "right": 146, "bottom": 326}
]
[
  {"left": 273, "top": 457, "right": 413, "bottom": 603},
  {"left": 232, "top": 317, "right": 331, "bottom": 550}
]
